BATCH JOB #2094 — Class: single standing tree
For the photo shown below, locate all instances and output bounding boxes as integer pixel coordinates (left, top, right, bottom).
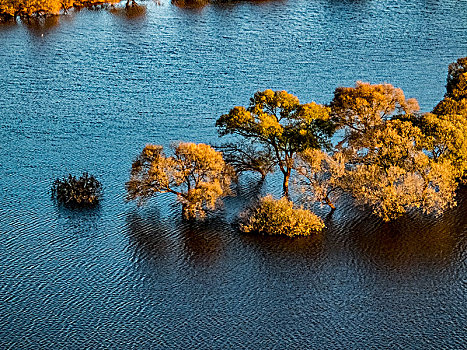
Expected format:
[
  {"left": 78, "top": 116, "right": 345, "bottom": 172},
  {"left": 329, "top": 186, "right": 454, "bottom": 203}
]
[
  {"left": 126, "top": 142, "right": 234, "bottom": 220},
  {"left": 216, "top": 89, "right": 334, "bottom": 197}
]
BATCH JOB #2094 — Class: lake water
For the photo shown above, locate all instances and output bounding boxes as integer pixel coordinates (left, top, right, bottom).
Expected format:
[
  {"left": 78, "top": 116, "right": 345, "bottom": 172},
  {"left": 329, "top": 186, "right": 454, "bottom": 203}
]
[{"left": 0, "top": 0, "right": 466, "bottom": 348}]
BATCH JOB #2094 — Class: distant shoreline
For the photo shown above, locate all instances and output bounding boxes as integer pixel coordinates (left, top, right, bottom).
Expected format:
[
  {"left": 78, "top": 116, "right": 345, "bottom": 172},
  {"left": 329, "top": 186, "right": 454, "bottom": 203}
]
[{"left": 0, "top": 0, "right": 124, "bottom": 22}]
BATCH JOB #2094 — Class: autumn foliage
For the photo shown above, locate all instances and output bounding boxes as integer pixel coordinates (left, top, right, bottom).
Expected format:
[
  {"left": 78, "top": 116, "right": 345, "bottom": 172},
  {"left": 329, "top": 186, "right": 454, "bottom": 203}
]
[
  {"left": 0, "top": 0, "right": 119, "bottom": 19},
  {"left": 216, "top": 89, "right": 334, "bottom": 197},
  {"left": 126, "top": 142, "right": 234, "bottom": 220},
  {"left": 126, "top": 57, "right": 467, "bottom": 231},
  {"left": 240, "top": 195, "right": 325, "bottom": 237}
]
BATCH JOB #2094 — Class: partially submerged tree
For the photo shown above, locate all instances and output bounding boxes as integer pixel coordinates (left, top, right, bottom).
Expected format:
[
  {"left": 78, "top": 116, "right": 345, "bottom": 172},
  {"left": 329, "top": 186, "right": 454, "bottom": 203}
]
[
  {"left": 240, "top": 195, "right": 324, "bottom": 237},
  {"left": 126, "top": 142, "right": 234, "bottom": 220},
  {"left": 341, "top": 120, "right": 457, "bottom": 221},
  {"left": 396, "top": 112, "right": 467, "bottom": 183},
  {"left": 330, "top": 81, "right": 419, "bottom": 145},
  {"left": 217, "top": 89, "right": 334, "bottom": 197},
  {"left": 294, "top": 148, "right": 346, "bottom": 211},
  {"left": 52, "top": 172, "right": 102, "bottom": 207},
  {"left": 322, "top": 81, "right": 459, "bottom": 221},
  {"left": 401, "top": 57, "right": 467, "bottom": 183}
]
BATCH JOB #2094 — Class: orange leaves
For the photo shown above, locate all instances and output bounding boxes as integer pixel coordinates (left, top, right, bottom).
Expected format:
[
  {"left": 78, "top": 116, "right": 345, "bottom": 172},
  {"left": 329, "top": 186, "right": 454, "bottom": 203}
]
[
  {"left": 217, "top": 89, "right": 334, "bottom": 196},
  {"left": 331, "top": 81, "right": 420, "bottom": 134},
  {"left": 127, "top": 142, "right": 233, "bottom": 220}
]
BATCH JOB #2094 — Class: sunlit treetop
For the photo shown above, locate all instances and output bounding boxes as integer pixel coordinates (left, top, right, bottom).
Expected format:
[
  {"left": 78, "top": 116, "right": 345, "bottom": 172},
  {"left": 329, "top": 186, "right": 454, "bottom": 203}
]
[
  {"left": 446, "top": 56, "right": 467, "bottom": 100},
  {"left": 330, "top": 81, "right": 420, "bottom": 135},
  {"left": 217, "top": 89, "right": 334, "bottom": 196},
  {"left": 341, "top": 119, "right": 458, "bottom": 221},
  {"left": 126, "top": 142, "right": 234, "bottom": 220}
]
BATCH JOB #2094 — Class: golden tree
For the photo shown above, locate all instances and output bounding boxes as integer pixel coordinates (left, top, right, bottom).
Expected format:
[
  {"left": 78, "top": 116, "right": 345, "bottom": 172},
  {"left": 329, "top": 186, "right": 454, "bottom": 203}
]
[
  {"left": 342, "top": 120, "right": 457, "bottom": 221},
  {"left": 217, "top": 89, "right": 334, "bottom": 197},
  {"left": 301, "top": 81, "right": 460, "bottom": 221},
  {"left": 294, "top": 148, "right": 346, "bottom": 211},
  {"left": 126, "top": 142, "right": 234, "bottom": 220},
  {"left": 330, "top": 81, "right": 419, "bottom": 142},
  {"left": 409, "top": 56, "right": 467, "bottom": 183}
]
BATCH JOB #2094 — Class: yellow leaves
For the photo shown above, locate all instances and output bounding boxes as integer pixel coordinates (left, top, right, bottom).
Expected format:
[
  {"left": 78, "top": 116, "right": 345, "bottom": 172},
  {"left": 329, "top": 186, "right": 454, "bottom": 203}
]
[
  {"left": 340, "top": 118, "right": 458, "bottom": 221},
  {"left": 176, "top": 142, "right": 225, "bottom": 173},
  {"left": 229, "top": 106, "right": 253, "bottom": 126},
  {"left": 217, "top": 89, "right": 334, "bottom": 198},
  {"left": 257, "top": 112, "right": 283, "bottom": 137},
  {"left": 331, "top": 81, "right": 420, "bottom": 134},
  {"left": 295, "top": 148, "right": 346, "bottom": 209},
  {"left": 255, "top": 90, "right": 300, "bottom": 110},
  {"left": 240, "top": 195, "right": 324, "bottom": 237},
  {"left": 275, "top": 90, "right": 300, "bottom": 110},
  {"left": 297, "top": 102, "right": 330, "bottom": 123},
  {"left": 127, "top": 142, "right": 233, "bottom": 220},
  {"left": 404, "top": 98, "right": 420, "bottom": 114}
]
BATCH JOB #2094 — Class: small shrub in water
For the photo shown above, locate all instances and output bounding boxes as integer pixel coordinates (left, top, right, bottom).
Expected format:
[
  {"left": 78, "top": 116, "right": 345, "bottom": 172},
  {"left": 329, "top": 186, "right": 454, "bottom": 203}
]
[
  {"left": 52, "top": 173, "right": 102, "bottom": 207},
  {"left": 240, "top": 195, "right": 324, "bottom": 237}
]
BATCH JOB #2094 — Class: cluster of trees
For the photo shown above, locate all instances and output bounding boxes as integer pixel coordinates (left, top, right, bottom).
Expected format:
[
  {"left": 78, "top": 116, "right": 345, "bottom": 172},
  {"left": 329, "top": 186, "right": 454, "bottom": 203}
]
[
  {"left": 127, "top": 57, "right": 467, "bottom": 235},
  {"left": 0, "top": 0, "right": 126, "bottom": 20}
]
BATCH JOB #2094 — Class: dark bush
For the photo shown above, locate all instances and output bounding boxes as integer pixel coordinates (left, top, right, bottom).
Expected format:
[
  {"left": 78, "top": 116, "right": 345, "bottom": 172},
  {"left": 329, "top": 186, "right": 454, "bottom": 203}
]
[{"left": 51, "top": 173, "right": 102, "bottom": 207}]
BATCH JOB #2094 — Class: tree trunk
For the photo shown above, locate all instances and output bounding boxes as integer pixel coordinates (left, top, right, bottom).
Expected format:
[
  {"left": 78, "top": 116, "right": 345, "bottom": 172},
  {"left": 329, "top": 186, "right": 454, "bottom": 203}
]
[
  {"left": 282, "top": 169, "right": 291, "bottom": 198},
  {"left": 325, "top": 196, "right": 336, "bottom": 211}
]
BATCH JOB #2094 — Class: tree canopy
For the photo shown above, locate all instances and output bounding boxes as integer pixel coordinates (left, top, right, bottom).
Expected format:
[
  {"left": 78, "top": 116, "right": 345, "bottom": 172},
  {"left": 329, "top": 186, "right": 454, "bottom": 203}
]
[
  {"left": 341, "top": 119, "right": 457, "bottom": 221},
  {"left": 293, "top": 81, "right": 460, "bottom": 221},
  {"left": 330, "top": 81, "right": 419, "bottom": 141},
  {"left": 216, "top": 89, "right": 334, "bottom": 196},
  {"left": 126, "top": 142, "right": 234, "bottom": 220}
]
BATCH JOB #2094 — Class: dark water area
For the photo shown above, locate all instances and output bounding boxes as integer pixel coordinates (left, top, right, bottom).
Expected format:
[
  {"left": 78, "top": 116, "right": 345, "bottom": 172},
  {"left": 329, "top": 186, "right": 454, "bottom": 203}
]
[{"left": 1, "top": 0, "right": 466, "bottom": 348}]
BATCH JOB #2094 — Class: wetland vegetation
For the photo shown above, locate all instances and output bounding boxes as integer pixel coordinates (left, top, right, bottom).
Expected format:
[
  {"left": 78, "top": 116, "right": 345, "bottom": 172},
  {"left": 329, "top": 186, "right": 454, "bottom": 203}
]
[{"left": 1, "top": 1, "right": 466, "bottom": 347}]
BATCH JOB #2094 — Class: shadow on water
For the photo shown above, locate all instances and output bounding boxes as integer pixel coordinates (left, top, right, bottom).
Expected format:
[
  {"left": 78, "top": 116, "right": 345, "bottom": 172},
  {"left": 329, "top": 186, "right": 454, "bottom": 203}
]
[
  {"left": 22, "top": 15, "right": 62, "bottom": 36},
  {"left": 54, "top": 203, "right": 102, "bottom": 237},
  {"left": 223, "top": 174, "right": 267, "bottom": 222},
  {"left": 334, "top": 188, "right": 467, "bottom": 275},
  {"left": 126, "top": 209, "right": 175, "bottom": 265},
  {"left": 179, "top": 218, "right": 228, "bottom": 267},
  {"left": 125, "top": 209, "right": 229, "bottom": 269},
  {"left": 0, "top": 17, "right": 17, "bottom": 30},
  {"left": 240, "top": 230, "right": 325, "bottom": 264}
]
